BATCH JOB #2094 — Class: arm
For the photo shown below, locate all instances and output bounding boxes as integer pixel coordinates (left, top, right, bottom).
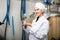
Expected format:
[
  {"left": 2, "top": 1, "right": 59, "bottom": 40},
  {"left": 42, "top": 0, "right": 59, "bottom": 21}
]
[
  {"left": 22, "top": 20, "right": 32, "bottom": 27},
  {"left": 23, "top": 20, "right": 33, "bottom": 33},
  {"left": 26, "top": 23, "right": 32, "bottom": 27}
]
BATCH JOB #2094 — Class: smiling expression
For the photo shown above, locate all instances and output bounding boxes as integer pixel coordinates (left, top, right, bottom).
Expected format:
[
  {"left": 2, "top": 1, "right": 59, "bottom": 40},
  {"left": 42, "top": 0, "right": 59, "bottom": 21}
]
[{"left": 34, "top": 7, "right": 43, "bottom": 17}]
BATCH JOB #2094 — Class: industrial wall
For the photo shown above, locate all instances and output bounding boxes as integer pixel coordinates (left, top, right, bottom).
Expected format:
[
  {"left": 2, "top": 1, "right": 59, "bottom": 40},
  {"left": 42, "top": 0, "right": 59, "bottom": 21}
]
[{"left": 0, "top": 0, "right": 22, "bottom": 40}]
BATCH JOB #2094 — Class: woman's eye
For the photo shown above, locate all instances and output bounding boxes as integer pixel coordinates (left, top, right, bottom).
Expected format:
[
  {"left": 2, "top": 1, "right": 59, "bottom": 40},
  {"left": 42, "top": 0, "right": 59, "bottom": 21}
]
[
  {"left": 34, "top": 8, "right": 39, "bottom": 11},
  {"left": 37, "top": 9, "right": 39, "bottom": 10}
]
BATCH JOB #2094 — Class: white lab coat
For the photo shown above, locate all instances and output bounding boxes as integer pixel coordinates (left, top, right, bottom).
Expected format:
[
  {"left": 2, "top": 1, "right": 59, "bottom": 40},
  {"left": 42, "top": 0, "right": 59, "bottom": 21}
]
[{"left": 24, "top": 16, "right": 49, "bottom": 40}]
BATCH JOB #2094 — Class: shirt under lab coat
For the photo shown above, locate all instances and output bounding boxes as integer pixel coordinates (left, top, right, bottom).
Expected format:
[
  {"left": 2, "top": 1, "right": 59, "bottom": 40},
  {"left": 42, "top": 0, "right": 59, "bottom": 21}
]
[{"left": 24, "top": 16, "right": 49, "bottom": 40}]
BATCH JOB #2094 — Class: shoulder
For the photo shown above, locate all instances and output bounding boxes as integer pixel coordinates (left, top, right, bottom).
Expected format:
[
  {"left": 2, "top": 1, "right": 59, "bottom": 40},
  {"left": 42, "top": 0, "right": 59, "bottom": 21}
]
[{"left": 43, "top": 18, "right": 49, "bottom": 24}]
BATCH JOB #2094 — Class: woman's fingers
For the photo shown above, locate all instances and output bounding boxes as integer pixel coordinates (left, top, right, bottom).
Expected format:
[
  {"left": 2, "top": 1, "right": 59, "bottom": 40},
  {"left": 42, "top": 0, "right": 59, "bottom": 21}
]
[{"left": 23, "top": 20, "right": 27, "bottom": 26}]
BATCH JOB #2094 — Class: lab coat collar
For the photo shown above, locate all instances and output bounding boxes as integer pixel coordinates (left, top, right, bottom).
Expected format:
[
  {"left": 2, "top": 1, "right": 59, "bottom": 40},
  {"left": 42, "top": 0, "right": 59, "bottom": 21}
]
[
  {"left": 31, "top": 15, "right": 45, "bottom": 33},
  {"left": 35, "top": 15, "right": 45, "bottom": 21}
]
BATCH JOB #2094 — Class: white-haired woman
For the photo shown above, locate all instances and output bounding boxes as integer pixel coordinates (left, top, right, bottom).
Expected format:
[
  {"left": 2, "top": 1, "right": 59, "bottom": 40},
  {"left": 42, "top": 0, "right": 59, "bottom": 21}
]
[{"left": 23, "top": 2, "right": 49, "bottom": 40}]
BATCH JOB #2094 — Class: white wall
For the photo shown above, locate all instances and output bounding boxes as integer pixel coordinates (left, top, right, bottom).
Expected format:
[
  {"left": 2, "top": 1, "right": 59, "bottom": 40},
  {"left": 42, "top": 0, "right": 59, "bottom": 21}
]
[
  {"left": 0, "top": 0, "right": 22, "bottom": 40},
  {"left": 0, "top": 0, "right": 6, "bottom": 36}
]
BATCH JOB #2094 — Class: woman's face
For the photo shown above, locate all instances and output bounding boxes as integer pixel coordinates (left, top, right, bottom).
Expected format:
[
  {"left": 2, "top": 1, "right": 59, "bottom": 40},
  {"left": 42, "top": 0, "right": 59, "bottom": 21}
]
[{"left": 34, "top": 7, "right": 43, "bottom": 17}]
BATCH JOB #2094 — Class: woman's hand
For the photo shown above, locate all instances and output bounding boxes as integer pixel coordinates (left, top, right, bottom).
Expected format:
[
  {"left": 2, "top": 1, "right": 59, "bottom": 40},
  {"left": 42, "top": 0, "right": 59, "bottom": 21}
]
[
  {"left": 22, "top": 20, "right": 27, "bottom": 26},
  {"left": 22, "top": 20, "right": 32, "bottom": 27}
]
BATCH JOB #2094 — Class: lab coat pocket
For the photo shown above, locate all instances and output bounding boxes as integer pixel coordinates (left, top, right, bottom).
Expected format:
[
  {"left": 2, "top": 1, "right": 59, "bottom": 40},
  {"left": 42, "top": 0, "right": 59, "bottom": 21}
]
[{"left": 34, "top": 31, "right": 47, "bottom": 40}]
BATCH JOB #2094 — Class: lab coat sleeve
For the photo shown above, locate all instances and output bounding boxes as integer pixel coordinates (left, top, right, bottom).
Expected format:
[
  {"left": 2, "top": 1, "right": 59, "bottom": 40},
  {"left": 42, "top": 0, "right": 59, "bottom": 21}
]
[
  {"left": 23, "top": 26, "right": 33, "bottom": 34},
  {"left": 34, "top": 21, "right": 49, "bottom": 39}
]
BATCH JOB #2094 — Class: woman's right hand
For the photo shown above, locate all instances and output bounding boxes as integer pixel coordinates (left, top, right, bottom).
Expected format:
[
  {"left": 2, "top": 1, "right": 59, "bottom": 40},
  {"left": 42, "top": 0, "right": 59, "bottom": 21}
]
[
  {"left": 22, "top": 20, "right": 32, "bottom": 27},
  {"left": 22, "top": 20, "right": 27, "bottom": 26}
]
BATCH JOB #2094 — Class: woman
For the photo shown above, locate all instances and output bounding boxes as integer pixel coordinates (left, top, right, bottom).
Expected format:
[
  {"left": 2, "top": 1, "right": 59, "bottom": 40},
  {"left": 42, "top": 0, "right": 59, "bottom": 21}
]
[{"left": 23, "top": 2, "right": 49, "bottom": 40}]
